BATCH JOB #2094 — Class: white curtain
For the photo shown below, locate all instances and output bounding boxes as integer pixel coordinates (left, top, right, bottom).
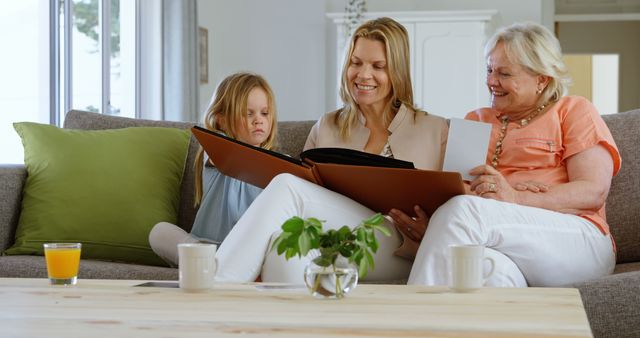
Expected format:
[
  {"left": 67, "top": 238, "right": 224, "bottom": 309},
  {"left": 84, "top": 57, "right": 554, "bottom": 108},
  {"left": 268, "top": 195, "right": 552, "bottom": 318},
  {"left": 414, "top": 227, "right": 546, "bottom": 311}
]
[
  {"left": 138, "top": 0, "right": 199, "bottom": 122},
  {"left": 162, "top": 0, "right": 199, "bottom": 122}
]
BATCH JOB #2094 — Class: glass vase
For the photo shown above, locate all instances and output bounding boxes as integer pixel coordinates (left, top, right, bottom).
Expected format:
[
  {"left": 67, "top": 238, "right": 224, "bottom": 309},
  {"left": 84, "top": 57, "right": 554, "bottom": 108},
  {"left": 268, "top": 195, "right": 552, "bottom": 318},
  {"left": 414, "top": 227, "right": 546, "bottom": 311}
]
[{"left": 303, "top": 258, "right": 358, "bottom": 299}]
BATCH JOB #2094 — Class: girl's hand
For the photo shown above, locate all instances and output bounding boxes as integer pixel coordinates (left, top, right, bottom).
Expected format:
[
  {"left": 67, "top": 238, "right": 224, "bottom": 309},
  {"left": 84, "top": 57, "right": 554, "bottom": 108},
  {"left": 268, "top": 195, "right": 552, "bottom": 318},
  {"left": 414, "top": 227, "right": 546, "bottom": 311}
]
[
  {"left": 469, "top": 165, "right": 520, "bottom": 203},
  {"left": 388, "top": 205, "right": 428, "bottom": 242}
]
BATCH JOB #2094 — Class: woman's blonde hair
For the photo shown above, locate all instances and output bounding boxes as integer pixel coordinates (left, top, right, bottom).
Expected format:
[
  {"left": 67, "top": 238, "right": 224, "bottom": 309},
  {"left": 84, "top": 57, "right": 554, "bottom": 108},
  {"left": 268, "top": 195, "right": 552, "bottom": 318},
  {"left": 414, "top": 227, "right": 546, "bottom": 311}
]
[
  {"left": 485, "top": 22, "right": 571, "bottom": 106},
  {"left": 194, "top": 72, "right": 278, "bottom": 206},
  {"left": 336, "top": 17, "right": 416, "bottom": 139}
]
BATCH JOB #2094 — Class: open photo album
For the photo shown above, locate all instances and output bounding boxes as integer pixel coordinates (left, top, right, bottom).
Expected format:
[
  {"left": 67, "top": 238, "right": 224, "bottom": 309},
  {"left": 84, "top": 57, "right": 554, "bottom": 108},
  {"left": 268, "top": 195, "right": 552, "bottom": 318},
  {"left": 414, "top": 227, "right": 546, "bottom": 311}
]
[{"left": 191, "top": 126, "right": 465, "bottom": 216}]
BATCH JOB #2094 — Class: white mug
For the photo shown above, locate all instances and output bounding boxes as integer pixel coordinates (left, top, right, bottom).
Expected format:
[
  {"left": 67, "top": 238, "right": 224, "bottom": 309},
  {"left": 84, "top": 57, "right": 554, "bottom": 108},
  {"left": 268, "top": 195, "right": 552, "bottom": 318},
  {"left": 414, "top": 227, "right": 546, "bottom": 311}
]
[
  {"left": 449, "top": 244, "right": 495, "bottom": 292},
  {"left": 178, "top": 243, "right": 217, "bottom": 292}
]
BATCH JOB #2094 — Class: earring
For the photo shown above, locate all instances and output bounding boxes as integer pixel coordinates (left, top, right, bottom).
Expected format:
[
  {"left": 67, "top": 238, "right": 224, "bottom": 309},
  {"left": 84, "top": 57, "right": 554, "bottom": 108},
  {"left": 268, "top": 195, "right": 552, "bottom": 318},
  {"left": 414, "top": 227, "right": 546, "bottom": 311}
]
[{"left": 536, "top": 88, "right": 542, "bottom": 94}]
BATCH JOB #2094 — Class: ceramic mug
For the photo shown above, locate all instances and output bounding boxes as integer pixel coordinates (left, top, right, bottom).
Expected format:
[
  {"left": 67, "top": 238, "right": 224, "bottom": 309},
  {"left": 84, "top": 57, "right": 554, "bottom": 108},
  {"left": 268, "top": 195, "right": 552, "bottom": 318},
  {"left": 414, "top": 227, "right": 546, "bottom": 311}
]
[
  {"left": 178, "top": 243, "right": 217, "bottom": 292},
  {"left": 449, "top": 244, "right": 495, "bottom": 292}
]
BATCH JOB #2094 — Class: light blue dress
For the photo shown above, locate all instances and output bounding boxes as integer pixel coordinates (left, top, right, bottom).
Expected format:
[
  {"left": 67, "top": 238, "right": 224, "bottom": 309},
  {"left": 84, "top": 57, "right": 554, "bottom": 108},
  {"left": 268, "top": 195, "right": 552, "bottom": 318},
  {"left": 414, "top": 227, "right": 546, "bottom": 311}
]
[{"left": 189, "top": 162, "right": 262, "bottom": 245}]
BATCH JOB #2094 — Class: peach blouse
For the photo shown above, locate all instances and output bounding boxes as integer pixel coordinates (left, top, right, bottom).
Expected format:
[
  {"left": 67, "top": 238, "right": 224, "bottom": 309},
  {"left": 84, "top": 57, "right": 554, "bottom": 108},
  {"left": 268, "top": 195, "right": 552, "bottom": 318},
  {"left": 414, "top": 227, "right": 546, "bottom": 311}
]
[
  {"left": 465, "top": 96, "right": 621, "bottom": 235},
  {"left": 304, "top": 104, "right": 448, "bottom": 171}
]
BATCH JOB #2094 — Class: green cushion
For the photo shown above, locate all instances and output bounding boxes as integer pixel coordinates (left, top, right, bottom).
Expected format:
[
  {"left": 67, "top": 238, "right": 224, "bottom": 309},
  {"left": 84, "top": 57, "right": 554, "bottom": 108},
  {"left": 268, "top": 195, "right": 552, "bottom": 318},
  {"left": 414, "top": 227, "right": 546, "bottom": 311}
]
[{"left": 5, "top": 122, "right": 191, "bottom": 266}]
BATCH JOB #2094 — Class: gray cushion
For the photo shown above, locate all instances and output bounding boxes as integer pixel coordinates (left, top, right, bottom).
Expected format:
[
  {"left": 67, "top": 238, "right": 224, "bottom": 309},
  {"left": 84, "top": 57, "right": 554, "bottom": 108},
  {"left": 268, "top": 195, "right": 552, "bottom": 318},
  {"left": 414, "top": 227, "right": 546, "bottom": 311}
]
[
  {"left": 613, "top": 261, "right": 640, "bottom": 274},
  {"left": 573, "top": 271, "right": 640, "bottom": 338},
  {"left": 0, "top": 165, "right": 25, "bottom": 252},
  {"left": 275, "top": 120, "right": 315, "bottom": 158},
  {"left": 602, "top": 109, "right": 640, "bottom": 263},
  {"left": 0, "top": 255, "right": 177, "bottom": 280}
]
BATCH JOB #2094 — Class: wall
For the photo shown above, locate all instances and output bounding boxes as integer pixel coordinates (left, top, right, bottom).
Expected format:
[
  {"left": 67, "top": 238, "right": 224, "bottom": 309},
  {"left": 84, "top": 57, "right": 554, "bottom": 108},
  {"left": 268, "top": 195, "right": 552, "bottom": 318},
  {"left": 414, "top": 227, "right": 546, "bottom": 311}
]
[
  {"left": 197, "top": 0, "right": 326, "bottom": 122},
  {"left": 197, "top": 0, "right": 551, "bottom": 121},
  {"left": 326, "top": 0, "right": 551, "bottom": 28},
  {"left": 558, "top": 21, "right": 640, "bottom": 112},
  {"left": 196, "top": 0, "right": 216, "bottom": 118}
]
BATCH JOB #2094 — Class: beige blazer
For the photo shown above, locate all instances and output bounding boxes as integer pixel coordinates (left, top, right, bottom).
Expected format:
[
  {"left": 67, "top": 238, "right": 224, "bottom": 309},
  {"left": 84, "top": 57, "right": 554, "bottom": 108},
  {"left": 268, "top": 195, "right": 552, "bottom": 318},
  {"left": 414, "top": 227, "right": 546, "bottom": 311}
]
[{"left": 304, "top": 105, "right": 448, "bottom": 170}]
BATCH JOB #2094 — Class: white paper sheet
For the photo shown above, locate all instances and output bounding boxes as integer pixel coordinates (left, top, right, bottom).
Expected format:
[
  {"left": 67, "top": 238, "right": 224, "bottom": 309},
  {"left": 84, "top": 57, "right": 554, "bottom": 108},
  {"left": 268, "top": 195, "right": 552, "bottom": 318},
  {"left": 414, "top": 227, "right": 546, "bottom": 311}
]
[{"left": 442, "top": 118, "right": 492, "bottom": 181}]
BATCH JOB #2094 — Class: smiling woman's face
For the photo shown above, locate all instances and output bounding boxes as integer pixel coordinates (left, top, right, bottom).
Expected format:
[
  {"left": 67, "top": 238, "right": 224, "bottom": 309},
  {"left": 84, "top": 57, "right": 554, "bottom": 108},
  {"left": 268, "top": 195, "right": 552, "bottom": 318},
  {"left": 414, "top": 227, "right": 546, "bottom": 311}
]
[
  {"left": 347, "top": 38, "right": 392, "bottom": 112},
  {"left": 486, "top": 42, "right": 543, "bottom": 115}
]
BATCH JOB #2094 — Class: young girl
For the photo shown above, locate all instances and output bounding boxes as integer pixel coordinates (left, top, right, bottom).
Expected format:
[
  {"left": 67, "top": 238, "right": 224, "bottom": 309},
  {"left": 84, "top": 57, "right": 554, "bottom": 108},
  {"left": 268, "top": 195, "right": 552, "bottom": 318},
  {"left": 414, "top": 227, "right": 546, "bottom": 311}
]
[{"left": 149, "top": 72, "right": 278, "bottom": 266}]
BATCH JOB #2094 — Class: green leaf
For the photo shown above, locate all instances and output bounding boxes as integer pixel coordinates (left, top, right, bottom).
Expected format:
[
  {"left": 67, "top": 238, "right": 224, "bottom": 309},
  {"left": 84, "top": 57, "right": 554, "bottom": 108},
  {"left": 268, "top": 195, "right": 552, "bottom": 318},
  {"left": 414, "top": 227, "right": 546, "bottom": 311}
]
[
  {"left": 365, "top": 250, "right": 375, "bottom": 270},
  {"left": 285, "top": 247, "right": 297, "bottom": 260},
  {"left": 339, "top": 246, "right": 352, "bottom": 258},
  {"left": 369, "top": 235, "right": 379, "bottom": 253},
  {"left": 306, "top": 217, "right": 324, "bottom": 228},
  {"left": 357, "top": 254, "right": 369, "bottom": 278},
  {"left": 313, "top": 255, "right": 333, "bottom": 267},
  {"left": 351, "top": 250, "right": 363, "bottom": 265},
  {"left": 282, "top": 217, "right": 304, "bottom": 233},
  {"left": 356, "top": 228, "right": 366, "bottom": 242},
  {"left": 364, "top": 213, "right": 384, "bottom": 226},
  {"left": 298, "top": 231, "right": 311, "bottom": 256},
  {"left": 270, "top": 232, "right": 290, "bottom": 252},
  {"left": 365, "top": 227, "right": 375, "bottom": 244},
  {"left": 372, "top": 224, "right": 391, "bottom": 237},
  {"left": 277, "top": 237, "right": 289, "bottom": 255}
]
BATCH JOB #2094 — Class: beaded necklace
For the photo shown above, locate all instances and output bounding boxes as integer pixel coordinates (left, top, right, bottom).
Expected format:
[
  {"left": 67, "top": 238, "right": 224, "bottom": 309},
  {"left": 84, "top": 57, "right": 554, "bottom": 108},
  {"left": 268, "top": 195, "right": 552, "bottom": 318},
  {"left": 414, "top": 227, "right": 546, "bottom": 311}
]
[{"left": 491, "top": 103, "right": 547, "bottom": 168}]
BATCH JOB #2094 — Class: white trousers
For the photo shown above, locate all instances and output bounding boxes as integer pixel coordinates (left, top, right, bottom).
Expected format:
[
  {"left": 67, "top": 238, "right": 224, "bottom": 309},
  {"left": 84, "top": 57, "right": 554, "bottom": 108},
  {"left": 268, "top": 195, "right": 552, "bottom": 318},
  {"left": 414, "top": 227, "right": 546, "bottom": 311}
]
[
  {"left": 408, "top": 195, "right": 615, "bottom": 287},
  {"left": 215, "top": 174, "right": 412, "bottom": 283},
  {"left": 148, "top": 222, "right": 200, "bottom": 267}
]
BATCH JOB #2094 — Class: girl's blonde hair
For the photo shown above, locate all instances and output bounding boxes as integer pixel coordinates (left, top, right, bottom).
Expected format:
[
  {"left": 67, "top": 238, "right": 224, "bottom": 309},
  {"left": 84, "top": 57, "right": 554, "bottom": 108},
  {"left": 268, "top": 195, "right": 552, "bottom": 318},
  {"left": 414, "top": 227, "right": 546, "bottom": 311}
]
[
  {"left": 335, "top": 17, "right": 417, "bottom": 140},
  {"left": 194, "top": 72, "right": 278, "bottom": 206},
  {"left": 484, "top": 22, "right": 571, "bottom": 106}
]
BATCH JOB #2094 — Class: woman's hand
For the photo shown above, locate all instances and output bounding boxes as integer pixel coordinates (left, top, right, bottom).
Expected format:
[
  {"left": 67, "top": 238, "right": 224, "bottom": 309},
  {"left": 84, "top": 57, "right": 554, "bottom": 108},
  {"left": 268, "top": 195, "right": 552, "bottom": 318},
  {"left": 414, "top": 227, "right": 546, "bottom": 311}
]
[
  {"left": 388, "top": 205, "right": 428, "bottom": 242},
  {"left": 514, "top": 181, "right": 549, "bottom": 193},
  {"left": 469, "top": 165, "right": 521, "bottom": 203}
]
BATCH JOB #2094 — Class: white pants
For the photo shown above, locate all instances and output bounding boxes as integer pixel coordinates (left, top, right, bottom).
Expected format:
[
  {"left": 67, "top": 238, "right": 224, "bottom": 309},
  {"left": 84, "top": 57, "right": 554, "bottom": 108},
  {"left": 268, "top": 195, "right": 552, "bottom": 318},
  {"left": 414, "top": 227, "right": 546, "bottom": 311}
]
[
  {"left": 408, "top": 195, "right": 615, "bottom": 287},
  {"left": 148, "top": 222, "right": 200, "bottom": 267},
  {"left": 215, "top": 174, "right": 412, "bottom": 283}
]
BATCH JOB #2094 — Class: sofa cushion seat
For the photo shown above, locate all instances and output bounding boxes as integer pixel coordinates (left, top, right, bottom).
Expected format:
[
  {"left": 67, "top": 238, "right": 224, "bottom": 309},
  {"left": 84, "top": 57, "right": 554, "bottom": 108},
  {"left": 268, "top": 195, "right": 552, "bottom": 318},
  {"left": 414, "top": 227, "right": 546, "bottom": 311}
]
[
  {"left": 0, "top": 255, "right": 177, "bottom": 280},
  {"left": 612, "top": 261, "right": 640, "bottom": 274}
]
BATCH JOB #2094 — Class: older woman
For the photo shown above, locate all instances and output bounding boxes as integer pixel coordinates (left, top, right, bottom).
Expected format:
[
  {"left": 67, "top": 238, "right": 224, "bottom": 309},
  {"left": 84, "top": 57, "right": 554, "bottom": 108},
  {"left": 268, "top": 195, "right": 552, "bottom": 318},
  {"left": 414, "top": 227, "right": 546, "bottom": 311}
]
[
  {"left": 214, "top": 17, "right": 448, "bottom": 283},
  {"left": 403, "top": 22, "right": 620, "bottom": 287}
]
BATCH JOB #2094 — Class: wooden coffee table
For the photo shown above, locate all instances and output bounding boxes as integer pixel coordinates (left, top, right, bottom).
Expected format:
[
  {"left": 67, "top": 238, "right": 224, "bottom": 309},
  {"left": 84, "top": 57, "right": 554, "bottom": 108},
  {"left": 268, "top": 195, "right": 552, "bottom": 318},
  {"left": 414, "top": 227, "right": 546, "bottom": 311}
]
[{"left": 0, "top": 278, "right": 592, "bottom": 337}]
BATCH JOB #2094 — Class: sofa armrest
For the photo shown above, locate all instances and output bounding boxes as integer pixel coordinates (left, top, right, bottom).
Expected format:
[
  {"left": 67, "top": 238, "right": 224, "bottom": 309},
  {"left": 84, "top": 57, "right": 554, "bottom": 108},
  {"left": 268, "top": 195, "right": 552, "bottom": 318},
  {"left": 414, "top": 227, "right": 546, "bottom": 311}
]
[
  {"left": 573, "top": 271, "right": 640, "bottom": 338},
  {"left": 0, "top": 164, "right": 26, "bottom": 252}
]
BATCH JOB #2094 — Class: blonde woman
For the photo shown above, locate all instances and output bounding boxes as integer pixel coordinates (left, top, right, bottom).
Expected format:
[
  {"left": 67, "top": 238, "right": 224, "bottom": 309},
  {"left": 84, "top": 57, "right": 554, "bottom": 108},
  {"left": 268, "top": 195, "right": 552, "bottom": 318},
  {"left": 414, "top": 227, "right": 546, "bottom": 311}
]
[
  {"left": 149, "top": 72, "right": 278, "bottom": 266},
  {"left": 214, "top": 17, "right": 449, "bottom": 283}
]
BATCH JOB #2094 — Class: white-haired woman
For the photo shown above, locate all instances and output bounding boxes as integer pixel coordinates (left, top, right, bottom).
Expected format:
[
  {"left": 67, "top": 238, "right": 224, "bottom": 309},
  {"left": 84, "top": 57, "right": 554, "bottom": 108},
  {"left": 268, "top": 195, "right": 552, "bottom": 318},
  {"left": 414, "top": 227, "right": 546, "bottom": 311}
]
[{"left": 399, "top": 22, "right": 621, "bottom": 287}]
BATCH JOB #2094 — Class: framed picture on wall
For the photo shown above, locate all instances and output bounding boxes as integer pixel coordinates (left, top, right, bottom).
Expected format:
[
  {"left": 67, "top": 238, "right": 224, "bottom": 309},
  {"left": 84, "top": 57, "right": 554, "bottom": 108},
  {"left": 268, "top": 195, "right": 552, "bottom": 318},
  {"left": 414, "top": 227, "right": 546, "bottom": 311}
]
[{"left": 199, "top": 27, "right": 208, "bottom": 84}]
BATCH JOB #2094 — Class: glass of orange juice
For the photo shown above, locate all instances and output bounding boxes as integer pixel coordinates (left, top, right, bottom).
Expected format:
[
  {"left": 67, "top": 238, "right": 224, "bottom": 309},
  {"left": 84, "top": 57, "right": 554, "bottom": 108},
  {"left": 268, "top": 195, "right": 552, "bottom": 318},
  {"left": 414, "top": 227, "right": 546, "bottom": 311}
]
[{"left": 43, "top": 243, "right": 82, "bottom": 285}]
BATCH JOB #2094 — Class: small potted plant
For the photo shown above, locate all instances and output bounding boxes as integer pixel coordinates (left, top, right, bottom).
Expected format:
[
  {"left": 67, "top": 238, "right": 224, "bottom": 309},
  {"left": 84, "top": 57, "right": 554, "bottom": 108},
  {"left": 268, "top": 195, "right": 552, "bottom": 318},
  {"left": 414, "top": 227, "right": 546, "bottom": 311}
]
[{"left": 270, "top": 213, "right": 390, "bottom": 299}]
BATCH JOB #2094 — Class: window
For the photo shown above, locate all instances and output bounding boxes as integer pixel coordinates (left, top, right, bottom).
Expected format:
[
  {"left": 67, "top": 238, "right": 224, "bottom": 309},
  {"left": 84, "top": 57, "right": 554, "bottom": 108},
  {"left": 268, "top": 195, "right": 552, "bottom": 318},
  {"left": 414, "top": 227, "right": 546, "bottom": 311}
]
[
  {"left": 0, "top": 1, "right": 49, "bottom": 164},
  {"left": 66, "top": 0, "right": 136, "bottom": 119},
  {"left": 0, "top": 0, "right": 137, "bottom": 164}
]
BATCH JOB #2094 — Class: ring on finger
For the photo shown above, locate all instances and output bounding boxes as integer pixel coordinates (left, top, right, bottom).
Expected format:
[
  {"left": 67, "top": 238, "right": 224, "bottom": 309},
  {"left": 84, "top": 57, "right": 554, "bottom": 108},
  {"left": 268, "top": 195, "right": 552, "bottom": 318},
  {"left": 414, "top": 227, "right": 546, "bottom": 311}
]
[{"left": 488, "top": 183, "right": 497, "bottom": 193}]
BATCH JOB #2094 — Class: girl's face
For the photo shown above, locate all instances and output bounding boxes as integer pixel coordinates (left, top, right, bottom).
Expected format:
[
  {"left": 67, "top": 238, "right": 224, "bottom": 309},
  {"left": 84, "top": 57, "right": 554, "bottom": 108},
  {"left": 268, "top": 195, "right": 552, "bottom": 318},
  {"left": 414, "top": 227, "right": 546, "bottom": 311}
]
[
  {"left": 234, "top": 87, "right": 272, "bottom": 147},
  {"left": 347, "top": 38, "right": 392, "bottom": 112}
]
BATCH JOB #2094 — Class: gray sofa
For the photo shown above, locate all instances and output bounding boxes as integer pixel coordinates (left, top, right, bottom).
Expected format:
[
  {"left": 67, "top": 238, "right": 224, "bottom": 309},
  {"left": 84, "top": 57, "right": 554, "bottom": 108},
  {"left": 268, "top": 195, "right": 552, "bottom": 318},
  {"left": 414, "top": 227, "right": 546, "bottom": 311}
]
[{"left": 1, "top": 109, "right": 639, "bottom": 337}]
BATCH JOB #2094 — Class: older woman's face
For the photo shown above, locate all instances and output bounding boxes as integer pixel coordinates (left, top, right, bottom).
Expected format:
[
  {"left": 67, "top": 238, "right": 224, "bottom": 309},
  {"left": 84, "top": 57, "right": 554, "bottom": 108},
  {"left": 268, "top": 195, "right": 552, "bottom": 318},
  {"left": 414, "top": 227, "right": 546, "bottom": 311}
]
[
  {"left": 347, "top": 38, "right": 392, "bottom": 112},
  {"left": 486, "top": 42, "right": 543, "bottom": 115}
]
